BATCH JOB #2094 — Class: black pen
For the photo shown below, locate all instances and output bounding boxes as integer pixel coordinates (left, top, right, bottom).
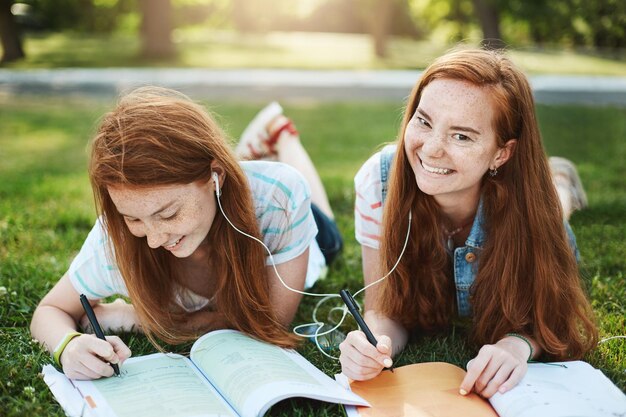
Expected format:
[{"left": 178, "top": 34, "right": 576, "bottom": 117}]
[
  {"left": 79, "top": 294, "right": 121, "bottom": 376},
  {"left": 340, "top": 289, "right": 393, "bottom": 372}
]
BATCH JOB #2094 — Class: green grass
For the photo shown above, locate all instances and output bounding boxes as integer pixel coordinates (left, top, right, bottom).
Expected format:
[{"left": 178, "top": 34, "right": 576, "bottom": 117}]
[
  {"left": 5, "top": 30, "right": 626, "bottom": 75},
  {"left": 0, "top": 96, "right": 624, "bottom": 416}
]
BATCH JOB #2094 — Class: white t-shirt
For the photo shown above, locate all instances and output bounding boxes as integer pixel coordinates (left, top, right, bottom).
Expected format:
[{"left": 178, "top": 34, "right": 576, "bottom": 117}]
[
  {"left": 69, "top": 161, "right": 325, "bottom": 310},
  {"left": 354, "top": 150, "right": 386, "bottom": 250}
]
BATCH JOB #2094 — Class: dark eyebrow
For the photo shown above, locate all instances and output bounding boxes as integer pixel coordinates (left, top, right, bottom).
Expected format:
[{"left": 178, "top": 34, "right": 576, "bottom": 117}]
[
  {"left": 118, "top": 201, "right": 175, "bottom": 218},
  {"left": 416, "top": 108, "right": 432, "bottom": 122},
  {"left": 417, "top": 107, "right": 482, "bottom": 136},
  {"left": 450, "top": 124, "right": 482, "bottom": 135}
]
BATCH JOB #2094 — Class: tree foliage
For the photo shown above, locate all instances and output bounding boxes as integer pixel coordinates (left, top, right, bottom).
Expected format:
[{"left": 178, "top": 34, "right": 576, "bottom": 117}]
[
  {"left": 7, "top": 0, "right": 625, "bottom": 49},
  {"left": 409, "top": 0, "right": 625, "bottom": 48},
  {"left": 25, "top": 0, "right": 135, "bottom": 32}
]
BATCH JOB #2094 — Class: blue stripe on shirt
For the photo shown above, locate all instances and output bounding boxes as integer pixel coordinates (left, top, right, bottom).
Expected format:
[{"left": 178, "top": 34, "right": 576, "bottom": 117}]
[
  {"left": 249, "top": 171, "right": 297, "bottom": 209},
  {"left": 258, "top": 204, "right": 288, "bottom": 218},
  {"left": 273, "top": 235, "right": 308, "bottom": 255},
  {"left": 262, "top": 210, "right": 310, "bottom": 235},
  {"left": 93, "top": 250, "right": 117, "bottom": 294},
  {"left": 74, "top": 270, "right": 105, "bottom": 299}
]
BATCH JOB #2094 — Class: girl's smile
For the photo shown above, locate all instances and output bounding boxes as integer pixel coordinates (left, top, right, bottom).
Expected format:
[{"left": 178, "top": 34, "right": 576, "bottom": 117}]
[
  {"left": 404, "top": 78, "right": 512, "bottom": 210},
  {"left": 108, "top": 180, "right": 217, "bottom": 258}
]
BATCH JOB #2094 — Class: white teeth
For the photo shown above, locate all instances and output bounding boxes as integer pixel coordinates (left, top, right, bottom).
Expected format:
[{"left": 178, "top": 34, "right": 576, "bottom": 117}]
[
  {"left": 421, "top": 161, "right": 452, "bottom": 175},
  {"left": 165, "top": 238, "right": 182, "bottom": 249}
]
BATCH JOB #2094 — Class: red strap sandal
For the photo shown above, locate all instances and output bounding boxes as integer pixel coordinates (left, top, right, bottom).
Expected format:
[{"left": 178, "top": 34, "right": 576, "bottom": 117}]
[{"left": 265, "top": 119, "right": 299, "bottom": 154}]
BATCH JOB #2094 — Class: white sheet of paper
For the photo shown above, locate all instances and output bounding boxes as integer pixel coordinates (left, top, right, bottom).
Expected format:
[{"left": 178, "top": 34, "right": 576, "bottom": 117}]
[{"left": 490, "top": 361, "right": 626, "bottom": 417}]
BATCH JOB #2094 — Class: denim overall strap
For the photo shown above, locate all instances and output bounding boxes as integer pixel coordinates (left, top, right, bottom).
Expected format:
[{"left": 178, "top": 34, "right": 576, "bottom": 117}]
[
  {"left": 564, "top": 220, "right": 580, "bottom": 262},
  {"left": 379, "top": 144, "right": 397, "bottom": 205},
  {"left": 452, "top": 198, "right": 486, "bottom": 317}
]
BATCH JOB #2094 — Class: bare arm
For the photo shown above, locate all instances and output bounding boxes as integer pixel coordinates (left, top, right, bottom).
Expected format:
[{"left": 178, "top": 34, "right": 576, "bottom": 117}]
[
  {"left": 339, "top": 245, "right": 408, "bottom": 380},
  {"left": 30, "top": 273, "right": 131, "bottom": 379},
  {"left": 267, "top": 248, "right": 309, "bottom": 327},
  {"left": 361, "top": 245, "right": 408, "bottom": 355},
  {"left": 31, "top": 273, "right": 95, "bottom": 353}
]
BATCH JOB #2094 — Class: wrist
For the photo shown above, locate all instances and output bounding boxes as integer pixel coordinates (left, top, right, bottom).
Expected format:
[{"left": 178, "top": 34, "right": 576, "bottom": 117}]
[
  {"left": 52, "top": 331, "right": 82, "bottom": 367},
  {"left": 503, "top": 333, "right": 534, "bottom": 362}
]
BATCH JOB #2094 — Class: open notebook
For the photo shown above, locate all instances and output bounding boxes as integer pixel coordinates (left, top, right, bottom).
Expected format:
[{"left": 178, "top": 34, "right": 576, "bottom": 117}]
[{"left": 43, "top": 329, "right": 368, "bottom": 417}]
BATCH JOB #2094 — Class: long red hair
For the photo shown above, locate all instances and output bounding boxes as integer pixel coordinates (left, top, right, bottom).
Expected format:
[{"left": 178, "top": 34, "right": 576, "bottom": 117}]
[
  {"left": 378, "top": 49, "right": 597, "bottom": 359},
  {"left": 89, "top": 87, "right": 297, "bottom": 348}
]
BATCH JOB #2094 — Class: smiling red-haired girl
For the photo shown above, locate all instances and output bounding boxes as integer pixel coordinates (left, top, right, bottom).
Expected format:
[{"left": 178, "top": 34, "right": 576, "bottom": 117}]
[
  {"left": 339, "top": 48, "right": 597, "bottom": 398},
  {"left": 31, "top": 87, "right": 342, "bottom": 380}
]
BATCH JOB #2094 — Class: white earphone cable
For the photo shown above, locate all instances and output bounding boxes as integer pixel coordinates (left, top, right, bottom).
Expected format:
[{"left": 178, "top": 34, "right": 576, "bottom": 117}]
[
  {"left": 215, "top": 183, "right": 339, "bottom": 298},
  {"left": 214, "top": 173, "right": 412, "bottom": 359}
]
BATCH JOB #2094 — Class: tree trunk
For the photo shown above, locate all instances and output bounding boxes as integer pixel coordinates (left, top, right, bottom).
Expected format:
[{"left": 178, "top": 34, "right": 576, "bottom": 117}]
[
  {"left": 370, "top": 0, "right": 393, "bottom": 58},
  {"left": 232, "top": 0, "right": 257, "bottom": 32},
  {"left": 471, "top": 0, "right": 505, "bottom": 50},
  {"left": 138, "top": 0, "right": 175, "bottom": 58},
  {"left": 0, "top": 0, "right": 25, "bottom": 63}
]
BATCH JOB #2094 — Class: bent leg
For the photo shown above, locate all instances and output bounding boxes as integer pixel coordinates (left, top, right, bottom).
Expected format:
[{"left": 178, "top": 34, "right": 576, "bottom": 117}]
[
  {"left": 272, "top": 121, "right": 334, "bottom": 219},
  {"left": 549, "top": 156, "right": 588, "bottom": 221}
]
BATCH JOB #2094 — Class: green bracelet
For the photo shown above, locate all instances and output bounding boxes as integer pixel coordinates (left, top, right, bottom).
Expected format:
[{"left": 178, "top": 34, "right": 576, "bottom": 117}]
[
  {"left": 52, "top": 331, "right": 82, "bottom": 367},
  {"left": 505, "top": 332, "right": 534, "bottom": 362}
]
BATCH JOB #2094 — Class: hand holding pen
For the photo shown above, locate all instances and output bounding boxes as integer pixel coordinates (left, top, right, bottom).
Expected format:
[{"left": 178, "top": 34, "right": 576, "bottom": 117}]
[
  {"left": 80, "top": 294, "right": 130, "bottom": 378},
  {"left": 339, "top": 289, "right": 394, "bottom": 379}
]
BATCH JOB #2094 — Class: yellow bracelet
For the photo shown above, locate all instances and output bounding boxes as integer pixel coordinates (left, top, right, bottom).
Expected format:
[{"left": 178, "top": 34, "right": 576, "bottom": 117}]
[
  {"left": 52, "top": 331, "right": 82, "bottom": 367},
  {"left": 505, "top": 332, "right": 534, "bottom": 362}
]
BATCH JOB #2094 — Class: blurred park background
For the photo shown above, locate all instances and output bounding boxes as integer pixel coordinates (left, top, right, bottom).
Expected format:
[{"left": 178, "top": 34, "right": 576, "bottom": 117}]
[
  {"left": 0, "top": 1, "right": 625, "bottom": 416},
  {"left": 0, "top": 0, "right": 625, "bottom": 73}
]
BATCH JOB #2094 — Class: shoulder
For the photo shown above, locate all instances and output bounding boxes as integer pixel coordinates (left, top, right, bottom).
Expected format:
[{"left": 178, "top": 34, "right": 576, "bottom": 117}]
[
  {"left": 82, "top": 216, "right": 110, "bottom": 250},
  {"left": 354, "top": 144, "right": 397, "bottom": 188},
  {"left": 241, "top": 161, "right": 311, "bottom": 202},
  {"left": 68, "top": 217, "right": 127, "bottom": 299},
  {"left": 240, "top": 162, "right": 318, "bottom": 264},
  {"left": 355, "top": 151, "right": 382, "bottom": 190}
]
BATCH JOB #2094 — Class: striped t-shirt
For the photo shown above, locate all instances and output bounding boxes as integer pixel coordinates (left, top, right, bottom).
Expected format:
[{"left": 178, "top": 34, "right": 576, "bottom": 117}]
[
  {"left": 69, "top": 161, "right": 324, "bottom": 309},
  {"left": 354, "top": 150, "right": 387, "bottom": 249}
]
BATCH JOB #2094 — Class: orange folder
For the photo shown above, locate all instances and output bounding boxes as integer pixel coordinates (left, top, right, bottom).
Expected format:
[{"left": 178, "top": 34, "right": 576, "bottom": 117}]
[{"left": 350, "top": 362, "right": 498, "bottom": 417}]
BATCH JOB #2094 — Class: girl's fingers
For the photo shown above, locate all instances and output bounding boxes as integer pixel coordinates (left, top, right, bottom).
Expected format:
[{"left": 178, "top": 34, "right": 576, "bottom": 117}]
[
  {"left": 80, "top": 349, "right": 116, "bottom": 378},
  {"left": 478, "top": 361, "right": 516, "bottom": 398},
  {"left": 339, "top": 331, "right": 391, "bottom": 380},
  {"left": 340, "top": 335, "right": 383, "bottom": 369},
  {"left": 62, "top": 334, "right": 123, "bottom": 379},
  {"left": 88, "top": 337, "right": 119, "bottom": 364},
  {"left": 340, "top": 351, "right": 383, "bottom": 381},
  {"left": 377, "top": 335, "right": 393, "bottom": 357},
  {"left": 474, "top": 353, "right": 506, "bottom": 394},
  {"left": 106, "top": 336, "right": 132, "bottom": 362},
  {"left": 460, "top": 353, "right": 490, "bottom": 395},
  {"left": 498, "top": 363, "right": 527, "bottom": 394},
  {"left": 461, "top": 343, "right": 529, "bottom": 397},
  {"left": 347, "top": 331, "right": 391, "bottom": 366}
]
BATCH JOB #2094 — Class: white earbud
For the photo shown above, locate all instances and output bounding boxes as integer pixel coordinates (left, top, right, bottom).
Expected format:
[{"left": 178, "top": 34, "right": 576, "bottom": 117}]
[{"left": 212, "top": 172, "right": 221, "bottom": 197}]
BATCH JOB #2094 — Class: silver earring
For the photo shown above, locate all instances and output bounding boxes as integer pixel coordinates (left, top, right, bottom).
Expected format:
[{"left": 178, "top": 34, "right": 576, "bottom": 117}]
[{"left": 489, "top": 167, "right": 498, "bottom": 177}]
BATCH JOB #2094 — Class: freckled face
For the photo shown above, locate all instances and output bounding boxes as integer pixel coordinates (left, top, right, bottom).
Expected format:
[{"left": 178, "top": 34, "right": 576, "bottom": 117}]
[
  {"left": 108, "top": 181, "right": 217, "bottom": 258},
  {"left": 404, "top": 78, "right": 502, "bottom": 206}
]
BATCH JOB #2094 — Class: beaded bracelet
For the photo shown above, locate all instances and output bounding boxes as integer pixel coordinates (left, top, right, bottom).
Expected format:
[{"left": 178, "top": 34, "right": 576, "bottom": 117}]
[
  {"left": 505, "top": 332, "right": 534, "bottom": 362},
  {"left": 52, "top": 331, "right": 82, "bottom": 367}
]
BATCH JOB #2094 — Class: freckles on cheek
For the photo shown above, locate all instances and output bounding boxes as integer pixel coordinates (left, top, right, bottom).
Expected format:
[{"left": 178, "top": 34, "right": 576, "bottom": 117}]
[
  {"left": 121, "top": 219, "right": 143, "bottom": 237},
  {"left": 126, "top": 226, "right": 143, "bottom": 238}
]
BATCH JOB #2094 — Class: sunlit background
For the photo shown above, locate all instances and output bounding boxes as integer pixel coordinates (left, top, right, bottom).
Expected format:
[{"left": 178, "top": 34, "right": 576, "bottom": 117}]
[
  {"left": 1, "top": 0, "right": 624, "bottom": 73},
  {"left": 1, "top": 2, "right": 625, "bottom": 417}
]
